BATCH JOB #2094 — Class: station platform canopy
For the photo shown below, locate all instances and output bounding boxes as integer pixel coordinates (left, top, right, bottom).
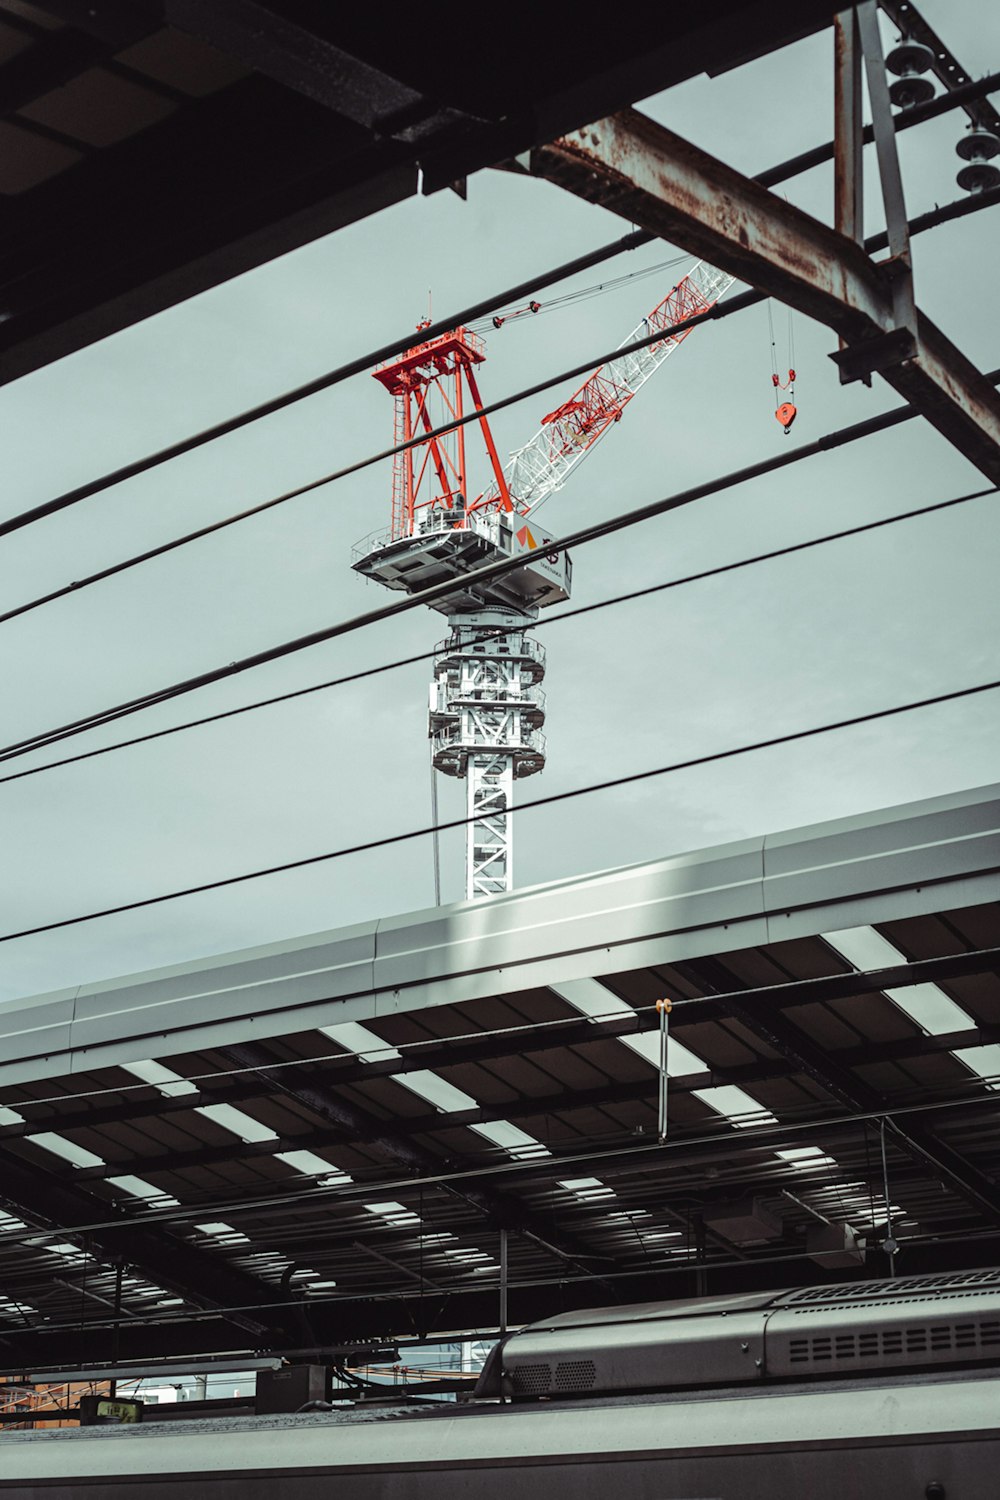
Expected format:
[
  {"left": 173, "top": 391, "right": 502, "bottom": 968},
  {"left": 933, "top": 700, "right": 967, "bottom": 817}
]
[{"left": 0, "top": 782, "right": 998, "bottom": 1372}]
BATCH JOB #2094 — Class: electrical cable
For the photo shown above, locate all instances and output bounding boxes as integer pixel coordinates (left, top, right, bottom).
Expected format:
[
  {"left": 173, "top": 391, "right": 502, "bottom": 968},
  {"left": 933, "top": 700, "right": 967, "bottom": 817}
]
[
  {"left": 2, "top": 372, "right": 996, "bottom": 767},
  {"left": 755, "top": 68, "right": 1000, "bottom": 189},
  {"left": 0, "top": 288, "right": 759, "bottom": 632},
  {"left": 4, "top": 181, "right": 997, "bottom": 635},
  {"left": 0, "top": 674, "right": 996, "bottom": 947},
  {"left": 3, "top": 66, "right": 995, "bottom": 546},
  {"left": 0, "top": 230, "right": 655, "bottom": 542},
  {"left": 1, "top": 479, "right": 992, "bottom": 788}
]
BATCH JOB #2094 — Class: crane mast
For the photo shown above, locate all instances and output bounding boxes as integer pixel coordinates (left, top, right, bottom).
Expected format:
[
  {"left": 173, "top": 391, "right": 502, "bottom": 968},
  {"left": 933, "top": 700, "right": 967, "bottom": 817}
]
[{"left": 353, "top": 261, "right": 734, "bottom": 902}]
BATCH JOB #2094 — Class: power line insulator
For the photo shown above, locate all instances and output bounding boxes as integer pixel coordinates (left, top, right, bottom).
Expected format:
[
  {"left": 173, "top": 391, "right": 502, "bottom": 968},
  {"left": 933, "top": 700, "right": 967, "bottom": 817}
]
[
  {"left": 886, "top": 39, "right": 935, "bottom": 109},
  {"left": 956, "top": 127, "right": 1000, "bottom": 193}
]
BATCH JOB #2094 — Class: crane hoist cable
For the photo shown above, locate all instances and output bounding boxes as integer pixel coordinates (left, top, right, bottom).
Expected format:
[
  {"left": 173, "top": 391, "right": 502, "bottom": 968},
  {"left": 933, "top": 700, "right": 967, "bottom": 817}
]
[
  {"left": 473, "top": 253, "right": 692, "bottom": 334},
  {"left": 767, "top": 299, "right": 797, "bottom": 433}
]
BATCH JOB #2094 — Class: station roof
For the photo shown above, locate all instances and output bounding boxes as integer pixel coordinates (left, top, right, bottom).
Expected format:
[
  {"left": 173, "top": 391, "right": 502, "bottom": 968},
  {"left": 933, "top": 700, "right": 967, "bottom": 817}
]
[
  {"left": 0, "top": 0, "right": 842, "bottom": 385},
  {"left": 0, "top": 783, "right": 998, "bottom": 1372}
]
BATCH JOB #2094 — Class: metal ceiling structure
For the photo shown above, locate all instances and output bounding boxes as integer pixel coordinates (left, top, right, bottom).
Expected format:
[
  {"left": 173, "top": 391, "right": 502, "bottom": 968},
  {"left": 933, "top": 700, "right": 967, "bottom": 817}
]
[
  {"left": 0, "top": 0, "right": 845, "bottom": 385},
  {"left": 0, "top": 783, "right": 998, "bottom": 1372},
  {"left": 1, "top": 0, "right": 999, "bottom": 1395}
]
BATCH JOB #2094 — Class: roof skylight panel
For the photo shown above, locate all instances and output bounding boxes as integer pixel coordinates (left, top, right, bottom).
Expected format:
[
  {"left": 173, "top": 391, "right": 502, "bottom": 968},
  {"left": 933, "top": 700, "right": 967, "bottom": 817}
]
[
  {"left": 394, "top": 1069, "right": 478, "bottom": 1113},
  {"left": 194, "top": 1222, "right": 251, "bottom": 1245},
  {"left": 273, "top": 1149, "right": 353, "bottom": 1183},
  {"left": 120, "top": 1060, "right": 198, "bottom": 1097},
  {"left": 823, "top": 926, "right": 974, "bottom": 1034},
  {"left": 950, "top": 1044, "right": 1000, "bottom": 1090},
  {"left": 194, "top": 1103, "right": 280, "bottom": 1143},
  {"left": 549, "top": 977, "right": 706, "bottom": 1075},
  {"left": 468, "top": 1118, "right": 550, "bottom": 1158},
  {"left": 106, "top": 1175, "right": 181, "bottom": 1206},
  {"left": 318, "top": 1021, "right": 401, "bottom": 1062},
  {"left": 690, "top": 1084, "right": 778, "bottom": 1127}
]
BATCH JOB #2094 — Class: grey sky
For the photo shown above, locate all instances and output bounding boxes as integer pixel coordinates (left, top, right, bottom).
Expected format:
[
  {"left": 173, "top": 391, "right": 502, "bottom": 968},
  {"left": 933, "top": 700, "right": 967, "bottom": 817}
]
[{"left": 0, "top": 0, "right": 997, "bottom": 1004}]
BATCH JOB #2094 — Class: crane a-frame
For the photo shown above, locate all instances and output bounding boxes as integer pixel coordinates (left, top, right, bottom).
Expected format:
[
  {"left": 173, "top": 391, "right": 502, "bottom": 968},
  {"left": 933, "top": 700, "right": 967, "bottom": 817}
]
[{"left": 353, "top": 260, "right": 734, "bottom": 900}]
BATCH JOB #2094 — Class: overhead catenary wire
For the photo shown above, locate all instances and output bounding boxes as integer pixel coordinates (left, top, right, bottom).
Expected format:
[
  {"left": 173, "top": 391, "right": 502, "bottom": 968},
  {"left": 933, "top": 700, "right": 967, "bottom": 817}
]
[
  {"left": 0, "top": 287, "right": 759, "bottom": 632},
  {"left": 2, "top": 372, "right": 997, "bottom": 768},
  {"left": 3, "top": 181, "right": 998, "bottom": 635},
  {"left": 754, "top": 68, "right": 1000, "bottom": 189},
  {"left": 0, "top": 229, "right": 655, "bottom": 542},
  {"left": 0, "top": 479, "right": 993, "bottom": 788},
  {"left": 2, "top": 66, "right": 996, "bottom": 544},
  {"left": 0, "top": 674, "right": 996, "bottom": 946}
]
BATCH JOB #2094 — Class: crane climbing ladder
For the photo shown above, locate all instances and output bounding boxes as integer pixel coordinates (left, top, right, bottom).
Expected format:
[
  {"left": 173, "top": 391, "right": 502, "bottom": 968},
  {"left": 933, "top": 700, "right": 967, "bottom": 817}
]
[{"left": 353, "top": 260, "right": 736, "bottom": 901}]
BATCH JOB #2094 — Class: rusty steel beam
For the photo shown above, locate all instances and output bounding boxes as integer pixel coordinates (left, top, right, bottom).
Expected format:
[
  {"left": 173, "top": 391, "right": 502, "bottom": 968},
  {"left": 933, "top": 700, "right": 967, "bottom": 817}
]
[
  {"left": 532, "top": 107, "right": 1000, "bottom": 482},
  {"left": 834, "top": 9, "right": 864, "bottom": 244}
]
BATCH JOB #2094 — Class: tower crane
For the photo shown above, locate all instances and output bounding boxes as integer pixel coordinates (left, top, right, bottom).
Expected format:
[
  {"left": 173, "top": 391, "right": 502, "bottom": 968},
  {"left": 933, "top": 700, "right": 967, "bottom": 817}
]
[{"left": 353, "top": 259, "right": 735, "bottom": 901}]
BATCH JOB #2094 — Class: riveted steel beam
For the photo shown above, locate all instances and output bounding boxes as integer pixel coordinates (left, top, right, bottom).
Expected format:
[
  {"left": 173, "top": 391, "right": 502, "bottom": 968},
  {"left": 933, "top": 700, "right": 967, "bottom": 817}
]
[{"left": 533, "top": 108, "right": 1000, "bottom": 480}]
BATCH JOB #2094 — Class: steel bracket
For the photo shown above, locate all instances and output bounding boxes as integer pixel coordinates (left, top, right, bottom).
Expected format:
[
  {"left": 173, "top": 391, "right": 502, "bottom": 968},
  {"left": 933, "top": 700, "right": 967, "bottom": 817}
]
[{"left": 829, "top": 325, "right": 918, "bottom": 382}]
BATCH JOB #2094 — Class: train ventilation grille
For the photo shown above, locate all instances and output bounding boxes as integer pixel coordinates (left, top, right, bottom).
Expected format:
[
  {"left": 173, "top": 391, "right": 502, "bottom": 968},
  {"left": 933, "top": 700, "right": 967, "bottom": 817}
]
[
  {"left": 787, "top": 1319, "right": 1000, "bottom": 1366},
  {"left": 786, "top": 1270, "right": 1000, "bottom": 1306},
  {"left": 554, "top": 1360, "right": 596, "bottom": 1391},
  {"left": 510, "top": 1364, "right": 551, "bottom": 1394}
]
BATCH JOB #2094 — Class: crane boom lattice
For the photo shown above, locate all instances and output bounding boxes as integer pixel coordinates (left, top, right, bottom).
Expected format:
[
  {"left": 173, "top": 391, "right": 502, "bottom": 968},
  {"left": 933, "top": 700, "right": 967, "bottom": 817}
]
[{"left": 476, "top": 261, "right": 735, "bottom": 520}]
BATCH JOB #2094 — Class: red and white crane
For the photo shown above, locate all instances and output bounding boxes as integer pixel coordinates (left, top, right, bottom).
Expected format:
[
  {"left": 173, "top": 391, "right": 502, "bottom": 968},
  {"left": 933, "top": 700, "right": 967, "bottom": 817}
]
[{"left": 353, "top": 259, "right": 735, "bottom": 900}]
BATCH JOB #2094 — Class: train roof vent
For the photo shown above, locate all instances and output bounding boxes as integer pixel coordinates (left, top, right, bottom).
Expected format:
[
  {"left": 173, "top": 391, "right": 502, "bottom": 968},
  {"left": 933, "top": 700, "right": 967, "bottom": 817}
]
[
  {"left": 784, "top": 1269, "right": 1000, "bottom": 1307},
  {"left": 784, "top": 1317, "right": 1000, "bottom": 1373},
  {"left": 510, "top": 1364, "right": 551, "bottom": 1396},
  {"left": 554, "top": 1360, "right": 596, "bottom": 1393}
]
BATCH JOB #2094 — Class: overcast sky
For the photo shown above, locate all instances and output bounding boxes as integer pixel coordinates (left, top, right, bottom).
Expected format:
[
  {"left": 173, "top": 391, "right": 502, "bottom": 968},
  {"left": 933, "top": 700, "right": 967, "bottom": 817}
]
[{"left": 0, "top": 1, "right": 997, "bottom": 1005}]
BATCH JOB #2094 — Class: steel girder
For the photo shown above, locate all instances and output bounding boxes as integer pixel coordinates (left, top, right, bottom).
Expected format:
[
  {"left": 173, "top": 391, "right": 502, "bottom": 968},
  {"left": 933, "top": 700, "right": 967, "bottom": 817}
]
[
  {"left": 673, "top": 954, "right": 1000, "bottom": 1226},
  {"left": 3, "top": 1220, "right": 999, "bottom": 1373},
  {"left": 4, "top": 947, "right": 997, "bottom": 1155},
  {"left": 532, "top": 108, "right": 1000, "bottom": 482},
  {"left": 218, "top": 1041, "right": 610, "bottom": 1285}
]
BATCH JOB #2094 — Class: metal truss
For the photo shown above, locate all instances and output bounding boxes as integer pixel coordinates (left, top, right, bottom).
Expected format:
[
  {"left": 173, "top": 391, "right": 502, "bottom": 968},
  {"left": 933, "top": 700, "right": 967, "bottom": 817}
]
[
  {"left": 481, "top": 260, "right": 735, "bottom": 520},
  {"left": 430, "top": 611, "right": 547, "bottom": 899}
]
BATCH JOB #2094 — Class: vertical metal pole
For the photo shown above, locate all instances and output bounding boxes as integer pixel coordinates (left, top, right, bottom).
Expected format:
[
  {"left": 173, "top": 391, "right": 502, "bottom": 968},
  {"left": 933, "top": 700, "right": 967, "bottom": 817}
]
[
  {"left": 856, "top": 0, "right": 911, "bottom": 262},
  {"left": 430, "top": 744, "right": 441, "bottom": 907},
  {"left": 656, "top": 998, "right": 672, "bottom": 1144},
  {"left": 499, "top": 1229, "right": 508, "bottom": 1335},
  {"left": 108, "top": 1262, "right": 123, "bottom": 1400},
  {"left": 856, "top": 0, "right": 916, "bottom": 342},
  {"left": 879, "top": 1117, "right": 898, "bottom": 1277},
  {"left": 694, "top": 1218, "right": 708, "bottom": 1298},
  {"left": 834, "top": 8, "right": 864, "bottom": 244}
]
